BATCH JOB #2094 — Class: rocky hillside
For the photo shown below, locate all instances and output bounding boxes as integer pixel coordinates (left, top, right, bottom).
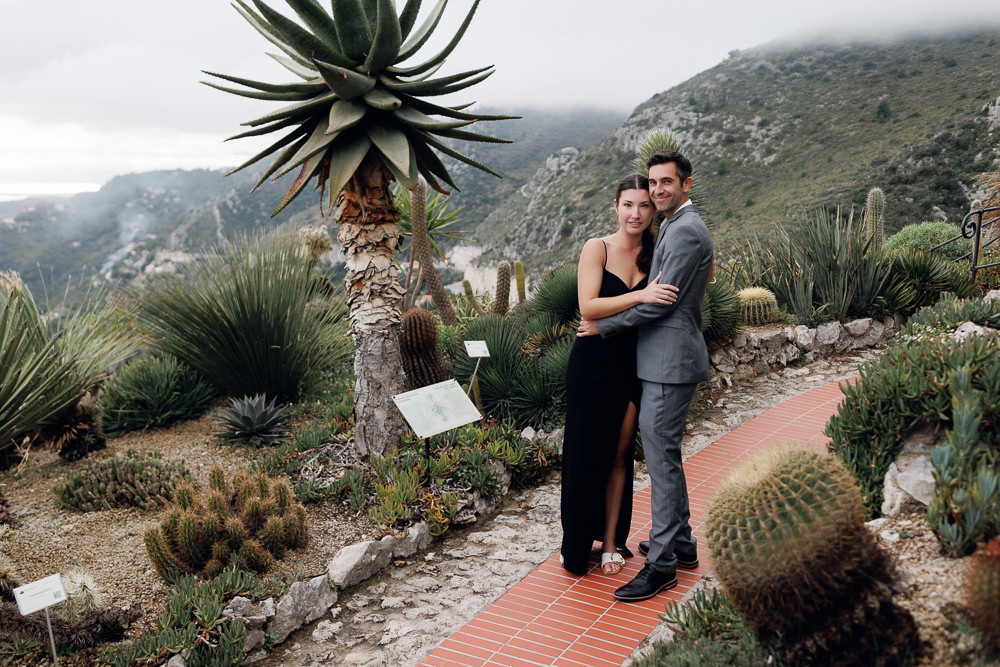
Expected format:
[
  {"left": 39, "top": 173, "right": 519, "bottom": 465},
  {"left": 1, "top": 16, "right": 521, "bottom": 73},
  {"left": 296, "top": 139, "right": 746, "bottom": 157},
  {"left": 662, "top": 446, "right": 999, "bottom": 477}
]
[
  {"left": 477, "top": 29, "right": 1000, "bottom": 273},
  {"left": 0, "top": 110, "right": 621, "bottom": 300}
]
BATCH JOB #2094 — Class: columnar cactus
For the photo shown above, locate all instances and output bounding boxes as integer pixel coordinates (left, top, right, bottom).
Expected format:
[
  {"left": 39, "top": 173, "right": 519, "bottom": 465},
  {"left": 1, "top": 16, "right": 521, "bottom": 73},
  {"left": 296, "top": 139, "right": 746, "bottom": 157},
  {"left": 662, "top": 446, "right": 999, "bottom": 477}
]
[
  {"left": 399, "top": 308, "right": 448, "bottom": 389},
  {"left": 144, "top": 467, "right": 307, "bottom": 580},
  {"left": 514, "top": 260, "right": 527, "bottom": 304},
  {"left": 463, "top": 279, "right": 486, "bottom": 316},
  {"left": 409, "top": 179, "right": 458, "bottom": 325},
  {"left": 736, "top": 287, "right": 779, "bottom": 326},
  {"left": 492, "top": 261, "right": 511, "bottom": 315},
  {"left": 706, "top": 445, "right": 916, "bottom": 664},
  {"left": 865, "top": 187, "right": 886, "bottom": 249}
]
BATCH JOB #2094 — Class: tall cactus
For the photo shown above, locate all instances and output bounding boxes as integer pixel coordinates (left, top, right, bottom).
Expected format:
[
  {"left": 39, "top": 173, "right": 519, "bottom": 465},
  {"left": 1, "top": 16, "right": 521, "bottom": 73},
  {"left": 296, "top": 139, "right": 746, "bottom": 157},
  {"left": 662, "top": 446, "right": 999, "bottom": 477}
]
[
  {"left": 864, "top": 187, "right": 885, "bottom": 249},
  {"left": 706, "top": 445, "right": 916, "bottom": 664},
  {"left": 492, "top": 261, "right": 511, "bottom": 315},
  {"left": 400, "top": 308, "right": 448, "bottom": 389},
  {"left": 409, "top": 179, "right": 458, "bottom": 326},
  {"left": 463, "top": 280, "right": 486, "bottom": 317},
  {"left": 514, "top": 260, "right": 527, "bottom": 304}
]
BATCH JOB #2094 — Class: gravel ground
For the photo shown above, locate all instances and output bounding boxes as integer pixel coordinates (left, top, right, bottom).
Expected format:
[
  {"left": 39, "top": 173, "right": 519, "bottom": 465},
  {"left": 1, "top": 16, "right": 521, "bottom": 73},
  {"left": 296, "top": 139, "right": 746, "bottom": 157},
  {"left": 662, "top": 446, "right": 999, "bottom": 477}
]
[{"left": 0, "top": 412, "right": 378, "bottom": 656}]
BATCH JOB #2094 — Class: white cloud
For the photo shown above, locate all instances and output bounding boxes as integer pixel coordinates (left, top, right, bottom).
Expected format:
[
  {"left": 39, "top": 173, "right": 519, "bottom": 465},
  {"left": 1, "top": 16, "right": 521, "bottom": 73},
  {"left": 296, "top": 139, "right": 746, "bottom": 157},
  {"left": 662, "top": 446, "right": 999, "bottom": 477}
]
[{"left": 1, "top": 0, "right": 998, "bottom": 189}]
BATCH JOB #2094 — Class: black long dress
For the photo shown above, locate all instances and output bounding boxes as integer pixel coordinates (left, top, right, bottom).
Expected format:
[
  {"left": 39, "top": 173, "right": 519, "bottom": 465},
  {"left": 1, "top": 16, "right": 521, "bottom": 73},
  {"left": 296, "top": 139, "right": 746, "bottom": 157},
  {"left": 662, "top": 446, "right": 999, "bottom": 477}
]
[{"left": 559, "top": 268, "right": 644, "bottom": 575}]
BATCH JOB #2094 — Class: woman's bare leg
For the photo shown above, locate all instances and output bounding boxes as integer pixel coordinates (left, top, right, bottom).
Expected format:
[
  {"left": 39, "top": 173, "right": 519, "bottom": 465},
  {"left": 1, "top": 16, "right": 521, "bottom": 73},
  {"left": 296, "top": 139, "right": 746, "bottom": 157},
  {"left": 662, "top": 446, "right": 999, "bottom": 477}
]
[{"left": 601, "top": 402, "right": 637, "bottom": 573}]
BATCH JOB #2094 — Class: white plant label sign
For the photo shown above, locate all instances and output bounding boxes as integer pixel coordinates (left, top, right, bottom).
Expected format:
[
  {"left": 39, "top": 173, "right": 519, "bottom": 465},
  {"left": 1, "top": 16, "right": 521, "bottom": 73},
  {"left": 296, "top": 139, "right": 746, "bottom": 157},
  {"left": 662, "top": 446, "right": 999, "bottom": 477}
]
[
  {"left": 393, "top": 379, "right": 482, "bottom": 439},
  {"left": 463, "top": 340, "right": 490, "bottom": 358},
  {"left": 14, "top": 573, "right": 66, "bottom": 616}
]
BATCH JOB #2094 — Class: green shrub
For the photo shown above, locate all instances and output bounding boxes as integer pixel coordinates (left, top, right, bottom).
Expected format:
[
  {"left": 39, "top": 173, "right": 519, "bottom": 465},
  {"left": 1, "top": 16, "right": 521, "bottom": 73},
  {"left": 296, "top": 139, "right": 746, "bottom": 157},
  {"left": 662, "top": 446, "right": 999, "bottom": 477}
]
[
  {"left": 138, "top": 233, "right": 352, "bottom": 403},
  {"left": 364, "top": 420, "right": 558, "bottom": 535},
  {"left": 885, "top": 221, "right": 972, "bottom": 261},
  {"left": 827, "top": 300, "right": 1000, "bottom": 517},
  {"left": 887, "top": 249, "right": 978, "bottom": 314},
  {"left": 54, "top": 450, "right": 191, "bottom": 512},
  {"left": 100, "top": 354, "right": 216, "bottom": 436},
  {"left": 103, "top": 564, "right": 272, "bottom": 667},
  {"left": 926, "top": 367, "right": 1000, "bottom": 556},
  {"left": 517, "top": 264, "right": 579, "bottom": 327}
]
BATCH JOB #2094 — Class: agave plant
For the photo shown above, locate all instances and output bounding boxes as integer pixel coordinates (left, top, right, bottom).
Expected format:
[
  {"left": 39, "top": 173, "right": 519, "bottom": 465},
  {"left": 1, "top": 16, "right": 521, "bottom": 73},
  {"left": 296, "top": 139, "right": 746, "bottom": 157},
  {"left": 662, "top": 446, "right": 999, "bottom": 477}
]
[
  {"left": 214, "top": 394, "right": 290, "bottom": 446},
  {"left": 206, "top": 0, "right": 515, "bottom": 455}
]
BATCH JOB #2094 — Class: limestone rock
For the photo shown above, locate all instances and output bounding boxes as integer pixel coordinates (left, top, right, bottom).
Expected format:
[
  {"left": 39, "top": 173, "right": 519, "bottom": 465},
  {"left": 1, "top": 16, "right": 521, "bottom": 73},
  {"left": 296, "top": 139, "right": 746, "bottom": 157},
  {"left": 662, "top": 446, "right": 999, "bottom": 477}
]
[
  {"left": 794, "top": 325, "right": 817, "bottom": 350},
  {"left": 896, "top": 456, "right": 936, "bottom": 506},
  {"left": 269, "top": 575, "right": 338, "bottom": 644},
  {"left": 950, "top": 321, "right": 993, "bottom": 341},
  {"left": 393, "top": 522, "right": 432, "bottom": 558},
  {"left": 845, "top": 317, "right": 872, "bottom": 336},
  {"left": 329, "top": 540, "right": 394, "bottom": 589},
  {"left": 882, "top": 463, "right": 927, "bottom": 517},
  {"left": 816, "top": 322, "right": 843, "bottom": 347}
]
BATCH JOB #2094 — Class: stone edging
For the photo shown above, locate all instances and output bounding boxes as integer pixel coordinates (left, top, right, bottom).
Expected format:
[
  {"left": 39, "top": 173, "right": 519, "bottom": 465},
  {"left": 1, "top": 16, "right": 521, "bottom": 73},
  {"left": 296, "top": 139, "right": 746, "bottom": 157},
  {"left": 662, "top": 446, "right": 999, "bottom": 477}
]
[{"left": 708, "top": 315, "right": 904, "bottom": 389}]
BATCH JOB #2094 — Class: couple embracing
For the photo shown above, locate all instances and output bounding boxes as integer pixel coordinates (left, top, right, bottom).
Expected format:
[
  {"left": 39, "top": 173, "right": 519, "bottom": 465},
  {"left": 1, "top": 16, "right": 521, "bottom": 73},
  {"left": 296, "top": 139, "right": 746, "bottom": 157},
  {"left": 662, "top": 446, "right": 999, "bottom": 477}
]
[{"left": 560, "top": 150, "right": 714, "bottom": 602}]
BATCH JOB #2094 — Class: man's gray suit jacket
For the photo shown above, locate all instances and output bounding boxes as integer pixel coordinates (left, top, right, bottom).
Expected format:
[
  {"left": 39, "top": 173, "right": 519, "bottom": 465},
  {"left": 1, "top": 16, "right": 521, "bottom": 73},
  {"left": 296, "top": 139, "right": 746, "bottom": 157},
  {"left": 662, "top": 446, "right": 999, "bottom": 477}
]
[{"left": 595, "top": 203, "right": 714, "bottom": 384}]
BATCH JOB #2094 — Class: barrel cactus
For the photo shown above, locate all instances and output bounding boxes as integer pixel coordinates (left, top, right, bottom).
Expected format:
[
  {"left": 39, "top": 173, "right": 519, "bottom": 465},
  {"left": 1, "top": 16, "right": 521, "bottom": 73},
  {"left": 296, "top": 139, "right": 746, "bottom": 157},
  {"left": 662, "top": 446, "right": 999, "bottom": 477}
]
[
  {"left": 736, "top": 287, "right": 779, "bottom": 326},
  {"left": 706, "top": 445, "right": 916, "bottom": 665},
  {"left": 400, "top": 307, "right": 448, "bottom": 389}
]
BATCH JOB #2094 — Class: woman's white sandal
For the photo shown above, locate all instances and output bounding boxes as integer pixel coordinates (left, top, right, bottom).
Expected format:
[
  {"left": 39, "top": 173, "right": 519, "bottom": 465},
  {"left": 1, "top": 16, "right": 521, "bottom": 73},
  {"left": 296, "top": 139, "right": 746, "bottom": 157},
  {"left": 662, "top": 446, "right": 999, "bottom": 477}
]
[{"left": 600, "top": 551, "right": 624, "bottom": 575}]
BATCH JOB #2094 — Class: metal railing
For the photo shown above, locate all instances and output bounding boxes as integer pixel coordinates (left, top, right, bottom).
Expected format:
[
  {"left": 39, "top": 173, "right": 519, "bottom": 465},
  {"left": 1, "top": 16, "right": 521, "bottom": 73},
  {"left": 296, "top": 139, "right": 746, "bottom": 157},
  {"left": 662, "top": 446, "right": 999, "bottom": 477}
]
[{"left": 930, "top": 205, "right": 1000, "bottom": 282}]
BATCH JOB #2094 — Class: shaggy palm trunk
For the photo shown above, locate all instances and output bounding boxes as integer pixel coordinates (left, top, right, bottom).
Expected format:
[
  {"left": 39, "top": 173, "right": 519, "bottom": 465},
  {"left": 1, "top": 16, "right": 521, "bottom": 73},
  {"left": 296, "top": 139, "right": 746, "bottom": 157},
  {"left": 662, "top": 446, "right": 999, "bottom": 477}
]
[
  {"left": 337, "top": 153, "right": 407, "bottom": 457},
  {"left": 410, "top": 180, "right": 458, "bottom": 325}
]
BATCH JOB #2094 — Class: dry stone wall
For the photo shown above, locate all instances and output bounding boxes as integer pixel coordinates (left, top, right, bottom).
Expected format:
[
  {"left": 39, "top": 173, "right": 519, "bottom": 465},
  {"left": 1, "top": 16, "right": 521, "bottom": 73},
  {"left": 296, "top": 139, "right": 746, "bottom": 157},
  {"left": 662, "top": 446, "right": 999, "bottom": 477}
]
[{"left": 708, "top": 315, "right": 904, "bottom": 389}]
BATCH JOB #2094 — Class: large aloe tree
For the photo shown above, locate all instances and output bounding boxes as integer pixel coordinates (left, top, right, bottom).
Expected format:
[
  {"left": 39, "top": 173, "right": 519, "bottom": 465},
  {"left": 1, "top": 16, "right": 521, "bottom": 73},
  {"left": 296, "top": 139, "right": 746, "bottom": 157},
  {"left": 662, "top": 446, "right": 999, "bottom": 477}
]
[{"left": 205, "top": 0, "right": 513, "bottom": 455}]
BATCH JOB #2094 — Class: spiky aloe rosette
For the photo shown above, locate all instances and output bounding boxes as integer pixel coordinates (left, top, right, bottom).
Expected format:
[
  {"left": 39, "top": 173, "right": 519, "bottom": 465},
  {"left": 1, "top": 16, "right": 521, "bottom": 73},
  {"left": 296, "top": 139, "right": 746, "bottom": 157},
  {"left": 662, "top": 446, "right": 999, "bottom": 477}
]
[
  {"left": 706, "top": 445, "right": 916, "bottom": 665},
  {"left": 204, "top": 0, "right": 515, "bottom": 215}
]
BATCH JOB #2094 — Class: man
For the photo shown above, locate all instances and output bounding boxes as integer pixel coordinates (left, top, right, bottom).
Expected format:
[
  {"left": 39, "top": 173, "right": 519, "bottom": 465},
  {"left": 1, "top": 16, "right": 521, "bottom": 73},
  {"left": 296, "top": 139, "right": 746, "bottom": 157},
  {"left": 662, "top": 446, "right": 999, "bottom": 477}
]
[{"left": 579, "top": 150, "right": 714, "bottom": 602}]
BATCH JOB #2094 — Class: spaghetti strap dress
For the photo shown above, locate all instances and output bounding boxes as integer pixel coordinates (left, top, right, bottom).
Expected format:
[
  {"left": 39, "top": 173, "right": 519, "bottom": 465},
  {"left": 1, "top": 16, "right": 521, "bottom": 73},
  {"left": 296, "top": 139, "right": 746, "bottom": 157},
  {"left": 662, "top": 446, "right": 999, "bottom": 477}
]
[{"left": 559, "top": 253, "right": 645, "bottom": 575}]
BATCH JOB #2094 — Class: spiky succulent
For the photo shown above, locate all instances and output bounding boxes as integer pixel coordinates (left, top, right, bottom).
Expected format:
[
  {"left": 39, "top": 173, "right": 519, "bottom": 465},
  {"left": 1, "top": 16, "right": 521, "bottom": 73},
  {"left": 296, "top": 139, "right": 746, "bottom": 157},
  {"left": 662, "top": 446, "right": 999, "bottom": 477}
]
[
  {"left": 205, "top": 0, "right": 515, "bottom": 214},
  {"left": 214, "top": 394, "right": 290, "bottom": 446}
]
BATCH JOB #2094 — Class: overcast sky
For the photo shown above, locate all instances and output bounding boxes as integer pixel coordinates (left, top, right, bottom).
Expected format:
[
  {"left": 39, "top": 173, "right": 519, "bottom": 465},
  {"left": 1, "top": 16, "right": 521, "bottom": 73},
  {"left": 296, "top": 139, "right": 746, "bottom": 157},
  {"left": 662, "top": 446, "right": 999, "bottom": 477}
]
[{"left": 2, "top": 0, "right": 999, "bottom": 197}]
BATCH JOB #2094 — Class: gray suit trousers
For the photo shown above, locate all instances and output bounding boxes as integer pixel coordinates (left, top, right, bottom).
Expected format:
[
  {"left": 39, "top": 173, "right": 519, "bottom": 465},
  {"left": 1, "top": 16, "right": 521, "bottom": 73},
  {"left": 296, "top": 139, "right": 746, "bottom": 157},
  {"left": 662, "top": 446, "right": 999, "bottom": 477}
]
[{"left": 639, "top": 380, "right": 697, "bottom": 573}]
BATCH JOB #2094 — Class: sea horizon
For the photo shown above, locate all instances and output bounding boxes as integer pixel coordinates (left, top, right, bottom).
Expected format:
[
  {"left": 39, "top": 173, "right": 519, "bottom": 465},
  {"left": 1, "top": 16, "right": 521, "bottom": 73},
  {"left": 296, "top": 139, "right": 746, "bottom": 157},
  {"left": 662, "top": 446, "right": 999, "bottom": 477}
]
[{"left": 0, "top": 183, "right": 102, "bottom": 203}]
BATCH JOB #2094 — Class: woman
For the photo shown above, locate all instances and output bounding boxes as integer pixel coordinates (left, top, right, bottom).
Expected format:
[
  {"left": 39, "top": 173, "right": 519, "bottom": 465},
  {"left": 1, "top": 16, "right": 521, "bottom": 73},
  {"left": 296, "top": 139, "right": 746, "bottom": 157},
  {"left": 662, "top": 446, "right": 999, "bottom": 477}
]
[{"left": 560, "top": 173, "right": 678, "bottom": 575}]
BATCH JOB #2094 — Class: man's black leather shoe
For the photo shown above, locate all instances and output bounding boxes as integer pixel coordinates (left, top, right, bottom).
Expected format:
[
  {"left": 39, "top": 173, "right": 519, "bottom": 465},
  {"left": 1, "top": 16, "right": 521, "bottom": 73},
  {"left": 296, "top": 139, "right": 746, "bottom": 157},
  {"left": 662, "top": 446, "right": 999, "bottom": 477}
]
[
  {"left": 637, "top": 541, "right": 699, "bottom": 569},
  {"left": 613, "top": 563, "right": 677, "bottom": 602}
]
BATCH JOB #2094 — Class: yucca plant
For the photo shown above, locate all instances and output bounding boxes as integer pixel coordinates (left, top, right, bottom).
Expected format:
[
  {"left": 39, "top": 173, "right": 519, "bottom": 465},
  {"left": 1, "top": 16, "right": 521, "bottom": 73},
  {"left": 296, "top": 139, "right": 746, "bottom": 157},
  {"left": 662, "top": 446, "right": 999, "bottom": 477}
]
[
  {"left": 206, "top": 0, "right": 515, "bottom": 455},
  {"left": 1, "top": 273, "right": 139, "bottom": 467},
  {"left": 517, "top": 265, "right": 580, "bottom": 328},
  {"left": 139, "top": 233, "right": 351, "bottom": 403},
  {"left": 214, "top": 394, "right": 290, "bottom": 446}
]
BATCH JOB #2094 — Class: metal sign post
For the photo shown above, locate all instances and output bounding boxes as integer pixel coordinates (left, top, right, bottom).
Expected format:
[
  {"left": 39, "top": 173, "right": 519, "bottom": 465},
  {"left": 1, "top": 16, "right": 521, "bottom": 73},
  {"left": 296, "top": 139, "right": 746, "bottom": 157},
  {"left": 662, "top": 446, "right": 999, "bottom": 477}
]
[{"left": 13, "top": 574, "right": 66, "bottom": 666}]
